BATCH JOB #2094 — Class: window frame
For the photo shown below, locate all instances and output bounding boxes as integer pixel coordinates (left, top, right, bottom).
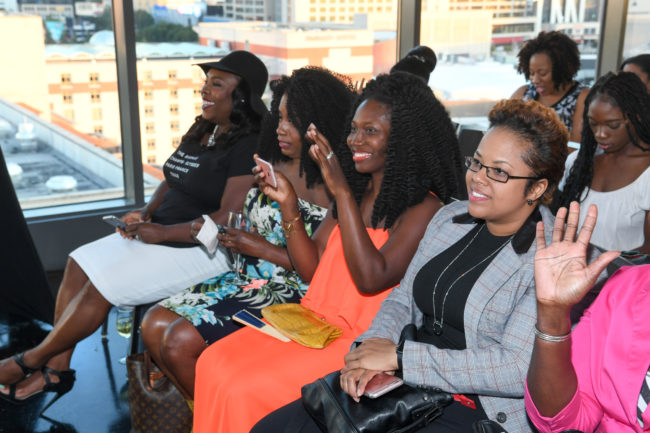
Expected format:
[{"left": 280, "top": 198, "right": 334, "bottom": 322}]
[{"left": 22, "top": 0, "right": 635, "bottom": 272}]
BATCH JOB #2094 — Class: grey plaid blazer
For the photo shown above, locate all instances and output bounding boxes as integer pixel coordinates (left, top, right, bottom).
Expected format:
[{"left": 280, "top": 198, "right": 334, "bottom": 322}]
[{"left": 356, "top": 200, "right": 556, "bottom": 433}]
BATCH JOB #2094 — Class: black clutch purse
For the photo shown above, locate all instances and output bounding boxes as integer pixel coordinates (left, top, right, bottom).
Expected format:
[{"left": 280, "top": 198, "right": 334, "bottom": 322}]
[{"left": 301, "top": 370, "right": 453, "bottom": 433}]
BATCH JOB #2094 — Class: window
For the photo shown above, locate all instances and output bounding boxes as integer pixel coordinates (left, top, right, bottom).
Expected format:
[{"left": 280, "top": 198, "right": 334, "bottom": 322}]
[
  {"left": 89, "top": 72, "right": 99, "bottom": 82},
  {"left": 144, "top": 70, "right": 153, "bottom": 81},
  {"left": 420, "top": 0, "right": 604, "bottom": 127},
  {"left": 170, "top": 88, "right": 178, "bottom": 98},
  {"left": 144, "top": 89, "right": 153, "bottom": 100},
  {"left": 146, "top": 123, "right": 155, "bottom": 133},
  {"left": 144, "top": 105, "right": 154, "bottom": 117},
  {"left": 147, "top": 139, "right": 156, "bottom": 149},
  {"left": 170, "top": 120, "right": 180, "bottom": 131},
  {"left": 63, "top": 92, "right": 73, "bottom": 104},
  {"left": 168, "top": 70, "right": 177, "bottom": 80},
  {"left": 172, "top": 136, "right": 181, "bottom": 148},
  {"left": 195, "top": 102, "right": 202, "bottom": 114},
  {"left": 147, "top": 155, "right": 156, "bottom": 164},
  {"left": 92, "top": 108, "right": 102, "bottom": 121},
  {"left": 93, "top": 126, "right": 103, "bottom": 135},
  {"left": 170, "top": 104, "right": 179, "bottom": 115},
  {"left": 61, "top": 74, "right": 71, "bottom": 84},
  {"left": 90, "top": 91, "right": 101, "bottom": 103},
  {"left": 194, "top": 88, "right": 201, "bottom": 98}
]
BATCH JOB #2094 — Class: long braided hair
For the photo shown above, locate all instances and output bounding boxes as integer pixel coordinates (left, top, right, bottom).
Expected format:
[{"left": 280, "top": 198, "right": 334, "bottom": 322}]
[
  {"left": 256, "top": 67, "right": 355, "bottom": 188},
  {"left": 334, "top": 72, "right": 463, "bottom": 229},
  {"left": 558, "top": 71, "right": 650, "bottom": 209}
]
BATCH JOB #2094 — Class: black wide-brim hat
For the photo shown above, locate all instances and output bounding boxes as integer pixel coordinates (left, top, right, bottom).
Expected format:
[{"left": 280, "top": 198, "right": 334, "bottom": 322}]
[{"left": 197, "top": 50, "right": 269, "bottom": 118}]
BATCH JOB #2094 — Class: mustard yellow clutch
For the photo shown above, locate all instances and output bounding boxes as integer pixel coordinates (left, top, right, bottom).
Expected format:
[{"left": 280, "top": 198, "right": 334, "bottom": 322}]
[{"left": 261, "top": 303, "right": 342, "bottom": 349}]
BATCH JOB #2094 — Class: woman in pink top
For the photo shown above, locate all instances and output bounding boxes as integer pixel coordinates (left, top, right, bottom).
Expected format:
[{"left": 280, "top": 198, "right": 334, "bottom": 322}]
[{"left": 525, "top": 201, "right": 650, "bottom": 432}]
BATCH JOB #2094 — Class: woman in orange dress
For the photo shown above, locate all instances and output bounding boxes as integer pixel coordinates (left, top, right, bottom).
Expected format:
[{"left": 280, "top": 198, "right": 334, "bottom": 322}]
[{"left": 192, "top": 72, "right": 465, "bottom": 433}]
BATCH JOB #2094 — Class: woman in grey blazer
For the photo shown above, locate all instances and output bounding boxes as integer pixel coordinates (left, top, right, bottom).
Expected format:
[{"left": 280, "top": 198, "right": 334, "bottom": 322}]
[
  {"left": 251, "top": 99, "right": 572, "bottom": 433},
  {"left": 338, "top": 99, "right": 570, "bottom": 432}
]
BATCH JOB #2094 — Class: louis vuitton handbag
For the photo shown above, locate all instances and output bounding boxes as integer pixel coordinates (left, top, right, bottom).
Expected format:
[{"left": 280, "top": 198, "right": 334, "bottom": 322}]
[{"left": 126, "top": 351, "right": 192, "bottom": 433}]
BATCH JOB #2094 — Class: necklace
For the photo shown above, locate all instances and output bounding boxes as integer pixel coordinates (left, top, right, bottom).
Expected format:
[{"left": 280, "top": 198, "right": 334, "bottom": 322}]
[
  {"left": 430, "top": 225, "right": 514, "bottom": 336},
  {"left": 205, "top": 124, "right": 219, "bottom": 148}
]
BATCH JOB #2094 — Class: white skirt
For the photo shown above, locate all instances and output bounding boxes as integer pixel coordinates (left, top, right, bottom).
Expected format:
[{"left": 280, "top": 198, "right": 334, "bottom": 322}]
[{"left": 69, "top": 233, "right": 230, "bottom": 306}]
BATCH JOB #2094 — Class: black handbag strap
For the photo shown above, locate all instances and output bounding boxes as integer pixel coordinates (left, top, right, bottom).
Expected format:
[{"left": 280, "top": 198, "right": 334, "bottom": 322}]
[{"left": 391, "top": 403, "right": 446, "bottom": 433}]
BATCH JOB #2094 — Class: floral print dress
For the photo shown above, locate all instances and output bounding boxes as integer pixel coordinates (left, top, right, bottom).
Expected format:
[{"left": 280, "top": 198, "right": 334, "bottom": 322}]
[{"left": 159, "top": 188, "right": 328, "bottom": 344}]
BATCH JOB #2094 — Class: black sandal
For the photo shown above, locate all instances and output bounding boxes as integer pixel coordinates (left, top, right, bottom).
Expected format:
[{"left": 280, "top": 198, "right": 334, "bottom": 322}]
[
  {"left": 0, "top": 352, "right": 39, "bottom": 385},
  {"left": 13, "top": 353, "right": 39, "bottom": 377},
  {"left": 0, "top": 366, "right": 76, "bottom": 416}
]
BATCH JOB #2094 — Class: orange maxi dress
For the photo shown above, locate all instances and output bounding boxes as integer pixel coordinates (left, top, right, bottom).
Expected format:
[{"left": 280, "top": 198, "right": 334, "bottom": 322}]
[{"left": 193, "top": 225, "right": 392, "bottom": 433}]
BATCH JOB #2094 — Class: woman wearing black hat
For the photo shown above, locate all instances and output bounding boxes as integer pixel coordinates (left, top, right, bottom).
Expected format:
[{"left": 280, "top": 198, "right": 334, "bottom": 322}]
[{"left": 0, "top": 51, "right": 268, "bottom": 409}]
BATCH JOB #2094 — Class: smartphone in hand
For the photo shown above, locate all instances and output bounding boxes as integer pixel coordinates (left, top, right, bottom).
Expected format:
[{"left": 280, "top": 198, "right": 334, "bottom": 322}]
[
  {"left": 363, "top": 372, "right": 403, "bottom": 399},
  {"left": 254, "top": 156, "right": 277, "bottom": 188},
  {"left": 102, "top": 215, "right": 127, "bottom": 230}
]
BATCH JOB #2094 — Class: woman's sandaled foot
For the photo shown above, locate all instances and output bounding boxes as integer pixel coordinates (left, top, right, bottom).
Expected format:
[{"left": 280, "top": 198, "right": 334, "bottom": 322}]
[
  {"left": 0, "top": 365, "right": 75, "bottom": 404},
  {"left": 0, "top": 352, "right": 40, "bottom": 386}
]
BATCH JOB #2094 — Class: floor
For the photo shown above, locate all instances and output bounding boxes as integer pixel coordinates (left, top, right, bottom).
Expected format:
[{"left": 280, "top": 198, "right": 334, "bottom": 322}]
[{"left": 0, "top": 308, "right": 132, "bottom": 433}]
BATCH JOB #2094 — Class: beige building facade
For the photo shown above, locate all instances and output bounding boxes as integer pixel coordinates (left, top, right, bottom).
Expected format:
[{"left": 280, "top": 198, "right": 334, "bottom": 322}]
[
  {"left": 197, "top": 21, "right": 374, "bottom": 81},
  {"left": 46, "top": 53, "right": 220, "bottom": 166}
]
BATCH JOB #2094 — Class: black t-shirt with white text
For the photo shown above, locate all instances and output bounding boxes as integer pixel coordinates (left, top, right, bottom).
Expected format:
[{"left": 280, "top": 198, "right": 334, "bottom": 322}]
[{"left": 152, "top": 133, "right": 257, "bottom": 226}]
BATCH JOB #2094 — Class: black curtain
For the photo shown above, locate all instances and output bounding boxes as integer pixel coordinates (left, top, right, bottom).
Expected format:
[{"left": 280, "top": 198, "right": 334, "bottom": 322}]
[{"left": 0, "top": 146, "right": 55, "bottom": 324}]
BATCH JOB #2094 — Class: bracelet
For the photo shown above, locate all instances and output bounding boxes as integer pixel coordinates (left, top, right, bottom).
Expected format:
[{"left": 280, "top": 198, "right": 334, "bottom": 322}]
[
  {"left": 534, "top": 325, "right": 571, "bottom": 342},
  {"left": 281, "top": 214, "right": 302, "bottom": 238}
]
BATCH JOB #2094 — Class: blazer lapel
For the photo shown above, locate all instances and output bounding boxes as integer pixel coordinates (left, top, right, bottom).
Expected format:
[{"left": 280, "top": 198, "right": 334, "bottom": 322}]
[{"left": 463, "top": 243, "right": 525, "bottom": 346}]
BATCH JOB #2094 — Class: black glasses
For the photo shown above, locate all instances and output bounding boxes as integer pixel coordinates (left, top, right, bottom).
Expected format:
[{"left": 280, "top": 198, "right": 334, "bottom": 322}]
[{"left": 464, "top": 156, "right": 541, "bottom": 183}]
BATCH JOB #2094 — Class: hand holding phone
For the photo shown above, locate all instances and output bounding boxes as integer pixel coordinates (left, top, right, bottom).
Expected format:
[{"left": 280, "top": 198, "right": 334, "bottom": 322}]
[
  {"left": 254, "top": 156, "right": 277, "bottom": 188},
  {"left": 102, "top": 215, "right": 127, "bottom": 230},
  {"left": 362, "top": 372, "right": 403, "bottom": 399}
]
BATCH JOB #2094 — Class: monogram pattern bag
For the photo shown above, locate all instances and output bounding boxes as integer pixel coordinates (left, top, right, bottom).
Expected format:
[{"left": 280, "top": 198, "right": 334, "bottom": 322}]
[{"left": 126, "top": 351, "right": 192, "bottom": 433}]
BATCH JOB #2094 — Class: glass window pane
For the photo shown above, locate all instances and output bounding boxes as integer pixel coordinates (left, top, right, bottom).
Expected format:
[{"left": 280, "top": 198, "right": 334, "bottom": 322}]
[
  {"left": 420, "top": 0, "right": 603, "bottom": 131},
  {"left": 132, "top": 5, "right": 225, "bottom": 193},
  {"left": 199, "top": 0, "right": 397, "bottom": 90},
  {"left": 622, "top": 1, "right": 650, "bottom": 58},
  {"left": 0, "top": 12, "right": 136, "bottom": 210}
]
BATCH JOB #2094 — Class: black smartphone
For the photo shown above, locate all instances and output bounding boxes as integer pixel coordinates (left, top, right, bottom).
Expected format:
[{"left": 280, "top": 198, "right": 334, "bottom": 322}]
[{"left": 102, "top": 215, "right": 127, "bottom": 230}]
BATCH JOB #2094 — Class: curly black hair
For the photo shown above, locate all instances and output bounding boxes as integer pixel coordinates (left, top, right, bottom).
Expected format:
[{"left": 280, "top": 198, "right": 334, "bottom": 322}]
[
  {"left": 181, "top": 79, "right": 263, "bottom": 151},
  {"left": 390, "top": 45, "right": 437, "bottom": 82},
  {"left": 516, "top": 31, "right": 581, "bottom": 90},
  {"left": 488, "top": 99, "right": 569, "bottom": 205},
  {"left": 334, "top": 71, "right": 463, "bottom": 229},
  {"left": 256, "top": 67, "right": 355, "bottom": 189},
  {"left": 558, "top": 72, "right": 650, "bottom": 209}
]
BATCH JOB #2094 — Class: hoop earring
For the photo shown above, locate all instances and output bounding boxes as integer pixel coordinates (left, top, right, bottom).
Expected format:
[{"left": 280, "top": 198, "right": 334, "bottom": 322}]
[{"left": 527, "top": 199, "right": 534, "bottom": 206}]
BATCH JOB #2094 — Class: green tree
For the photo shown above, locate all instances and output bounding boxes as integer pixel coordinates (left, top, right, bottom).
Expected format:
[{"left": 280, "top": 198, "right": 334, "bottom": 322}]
[
  {"left": 88, "top": 7, "right": 113, "bottom": 31},
  {"left": 134, "top": 10, "right": 154, "bottom": 30}
]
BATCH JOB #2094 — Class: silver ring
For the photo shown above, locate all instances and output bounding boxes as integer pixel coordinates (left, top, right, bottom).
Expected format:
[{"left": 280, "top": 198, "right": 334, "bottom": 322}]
[{"left": 326, "top": 151, "right": 334, "bottom": 160}]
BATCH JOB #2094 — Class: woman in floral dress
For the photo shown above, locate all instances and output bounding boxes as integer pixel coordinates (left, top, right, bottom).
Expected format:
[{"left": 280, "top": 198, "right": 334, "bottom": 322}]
[{"left": 140, "top": 67, "right": 355, "bottom": 399}]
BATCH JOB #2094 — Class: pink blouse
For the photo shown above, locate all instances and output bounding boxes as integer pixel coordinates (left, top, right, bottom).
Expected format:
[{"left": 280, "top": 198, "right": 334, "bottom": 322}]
[{"left": 525, "top": 265, "right": 650, "bottom": 433}]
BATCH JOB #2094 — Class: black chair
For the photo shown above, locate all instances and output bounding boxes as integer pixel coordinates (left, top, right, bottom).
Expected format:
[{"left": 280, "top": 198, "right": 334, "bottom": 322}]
[
  {"left": 0, "top": 146, "right": 55, "bottom": 323},
  {"left": 457, "top": 127, "right": 484, "bottom": 159}
]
